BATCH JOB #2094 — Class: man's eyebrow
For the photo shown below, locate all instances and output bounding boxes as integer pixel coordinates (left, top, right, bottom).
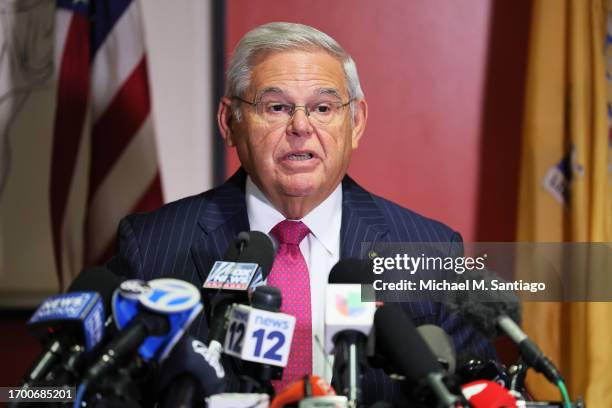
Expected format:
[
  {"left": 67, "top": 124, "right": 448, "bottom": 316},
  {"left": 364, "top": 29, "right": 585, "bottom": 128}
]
[
  {"left": 319, "top": 88, "right": 343, "bottom": 100},
  {"left": 255, "top": 87, "right": 344, "bottom": 100},
  {"left": 257, "top": 87, "right": 284, "bottom": 98}
]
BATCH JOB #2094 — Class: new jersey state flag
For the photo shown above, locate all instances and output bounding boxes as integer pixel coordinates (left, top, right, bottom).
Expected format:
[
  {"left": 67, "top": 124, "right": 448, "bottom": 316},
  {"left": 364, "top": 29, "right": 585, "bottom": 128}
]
[{"left": 518, "top": 0, "right": 612, "bottom": 404}]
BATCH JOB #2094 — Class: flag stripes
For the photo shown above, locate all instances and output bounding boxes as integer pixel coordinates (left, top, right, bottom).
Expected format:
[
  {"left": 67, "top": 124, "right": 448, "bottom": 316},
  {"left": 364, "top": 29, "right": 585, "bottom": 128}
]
[
  {"left": 51, "top": 0, "right": 163, "bottom": 288},
  {"left": 50, "top": 6, "right": 90, "bottom": 288}
]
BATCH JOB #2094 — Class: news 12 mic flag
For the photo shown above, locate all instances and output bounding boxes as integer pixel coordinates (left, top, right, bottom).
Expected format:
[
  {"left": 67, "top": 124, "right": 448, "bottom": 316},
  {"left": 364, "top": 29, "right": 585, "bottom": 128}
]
[{"left": 51, "top": 0, "right": 163, "bottom": 289}]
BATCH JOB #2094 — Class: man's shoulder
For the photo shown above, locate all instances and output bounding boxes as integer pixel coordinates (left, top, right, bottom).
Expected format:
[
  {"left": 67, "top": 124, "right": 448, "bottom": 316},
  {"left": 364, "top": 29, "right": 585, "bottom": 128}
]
[
  {"left": 122, "top": 186, "right": 224, "bottom": 231},
  {"left": 124, "top": 170, "right": 247, "bottom": 231},
  {"left": 374, "top": 193, "right": 458, "bottom": 237},
  {"left": 125, "top": 191, "right": 209, "bottom": 227},
  {"left": 344, "top": 177, "right": 460, "bottom": 242}
]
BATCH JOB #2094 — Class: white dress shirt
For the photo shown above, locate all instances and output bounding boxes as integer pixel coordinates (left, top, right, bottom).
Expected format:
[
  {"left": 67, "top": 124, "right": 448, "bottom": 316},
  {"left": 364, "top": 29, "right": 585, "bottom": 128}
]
[{"left": 245, "top": 176, "right": 341, "bottom": 382}]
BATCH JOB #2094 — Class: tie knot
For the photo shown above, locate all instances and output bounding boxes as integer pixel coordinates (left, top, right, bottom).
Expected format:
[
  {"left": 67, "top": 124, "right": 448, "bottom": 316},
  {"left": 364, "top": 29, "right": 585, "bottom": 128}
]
[{"left": 270, "top": 220, "right": 310, "bottom": 245}]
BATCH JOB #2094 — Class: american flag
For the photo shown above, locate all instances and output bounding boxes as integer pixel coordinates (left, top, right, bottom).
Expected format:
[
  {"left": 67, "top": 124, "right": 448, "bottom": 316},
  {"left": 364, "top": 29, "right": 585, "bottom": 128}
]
[{"left": 51, "top": 0, "right": 163, "bottom": 289}]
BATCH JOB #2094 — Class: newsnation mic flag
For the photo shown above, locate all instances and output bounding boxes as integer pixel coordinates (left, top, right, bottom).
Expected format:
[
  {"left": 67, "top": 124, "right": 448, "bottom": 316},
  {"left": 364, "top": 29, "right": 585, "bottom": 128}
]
[
  {"left": 0, "top": 0, "right": 162, "bottom": 303},
  {"left": 518, "top": 0, "right": 612, "bottom": 405}
]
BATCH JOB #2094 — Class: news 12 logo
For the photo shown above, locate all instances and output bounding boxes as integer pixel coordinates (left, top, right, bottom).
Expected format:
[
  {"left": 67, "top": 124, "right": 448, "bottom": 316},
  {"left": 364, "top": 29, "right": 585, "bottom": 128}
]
[
  {"left": 335, "top": 291, "right": 367, "bottom": 318},
  {"left": 223, "top": 304, "right": 296, "bottom": 367}
]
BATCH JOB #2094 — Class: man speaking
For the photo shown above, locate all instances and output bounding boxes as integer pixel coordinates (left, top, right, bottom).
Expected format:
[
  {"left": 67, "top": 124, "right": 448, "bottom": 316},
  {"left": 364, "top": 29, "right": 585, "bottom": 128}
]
[{"left": 107, "top": 22, "right": 495, "bottom": 403}]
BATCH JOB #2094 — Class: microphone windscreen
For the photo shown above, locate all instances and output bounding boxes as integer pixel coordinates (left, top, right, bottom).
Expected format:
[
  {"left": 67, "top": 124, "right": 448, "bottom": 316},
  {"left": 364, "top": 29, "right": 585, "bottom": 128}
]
[
  {"left": 223, "top": 231, "right": 276, "bottom": 279},
  {"left": 373, "top": 304, "right": 441, "bottom": 381},
  {"left": 251, "top": 285, "right": 282, "bottom": 312},
  {"left": 67, "top": 266, "right": 123, "bottom": 311},
  {"left": 237, "top": 231, "right": 250, "bottom": 244},
  {"left": 443, "top": 269, "right": 521, "bottom": 337},
  {"left": 328, "top": 258, "right": 374, "bottom": 284},
  {"left": 417, "top": 325, "right": 456, "bottom": 374},
  {"left": 158, "top": 335, "right": 225, "bottom": 398}
]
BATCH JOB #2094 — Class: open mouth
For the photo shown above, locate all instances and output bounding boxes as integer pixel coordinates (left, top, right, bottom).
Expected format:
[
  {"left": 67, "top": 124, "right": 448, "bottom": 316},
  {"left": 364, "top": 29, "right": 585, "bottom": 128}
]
[{"left": 286, "top": 152, "right": 314, "bottom": 161}]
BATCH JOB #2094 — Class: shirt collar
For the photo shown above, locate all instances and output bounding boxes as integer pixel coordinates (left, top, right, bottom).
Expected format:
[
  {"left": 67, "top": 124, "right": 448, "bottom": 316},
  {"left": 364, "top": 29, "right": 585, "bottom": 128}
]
[{"left": 245, "top": 176, "right": 342, "bottom": 255}]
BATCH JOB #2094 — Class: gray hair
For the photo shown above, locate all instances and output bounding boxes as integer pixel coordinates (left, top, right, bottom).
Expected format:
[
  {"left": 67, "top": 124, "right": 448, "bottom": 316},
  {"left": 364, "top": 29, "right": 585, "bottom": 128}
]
[{"left": 226, "top": 22, "right": 364, "bottom": 122}]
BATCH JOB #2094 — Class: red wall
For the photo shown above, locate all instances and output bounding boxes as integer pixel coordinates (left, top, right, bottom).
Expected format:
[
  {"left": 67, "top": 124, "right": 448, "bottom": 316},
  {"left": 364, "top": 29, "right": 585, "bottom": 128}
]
[
  {"left": 225, "top": 0, "right": 530, "bottom": 242},
  {"left": 0, "top": 2, "right": 531, "bottom": 388},
  {"left": 0, "top": 316, "right": 41, "bottom": 387},
  {"left": 224, "top": 4, "right": 526, "bottom": 379}
]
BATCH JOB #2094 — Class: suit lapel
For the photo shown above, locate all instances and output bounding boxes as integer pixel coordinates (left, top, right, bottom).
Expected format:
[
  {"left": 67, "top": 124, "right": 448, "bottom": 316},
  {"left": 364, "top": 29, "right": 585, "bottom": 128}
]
[
  {"left": 190, "top": 169, "right": 250, "bottom": 283},
  {"left": 191, "top": 171, "right": 390, "bottom": 276},
  {"left": 340, "top": 175, "right": 390, "bottom": 259}
]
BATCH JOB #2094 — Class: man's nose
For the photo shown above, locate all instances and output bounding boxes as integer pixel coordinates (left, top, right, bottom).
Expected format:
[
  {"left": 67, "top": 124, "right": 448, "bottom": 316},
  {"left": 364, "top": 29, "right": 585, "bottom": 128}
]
[{"left": 287, "top": 107, "right": 314, "bottom": 136}]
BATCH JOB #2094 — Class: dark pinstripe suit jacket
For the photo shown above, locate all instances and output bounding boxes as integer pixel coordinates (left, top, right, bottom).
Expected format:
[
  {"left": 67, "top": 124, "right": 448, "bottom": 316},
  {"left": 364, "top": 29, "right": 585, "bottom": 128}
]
[{"left": 107, "top": 168, "right": 495, "bottom": 404}]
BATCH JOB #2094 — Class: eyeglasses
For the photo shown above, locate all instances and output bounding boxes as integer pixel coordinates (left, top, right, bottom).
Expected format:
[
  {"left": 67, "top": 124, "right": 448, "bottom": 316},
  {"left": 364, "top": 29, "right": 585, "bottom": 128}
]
[{"left": 232, "top": 96, "right": 352, "bottom": 125}]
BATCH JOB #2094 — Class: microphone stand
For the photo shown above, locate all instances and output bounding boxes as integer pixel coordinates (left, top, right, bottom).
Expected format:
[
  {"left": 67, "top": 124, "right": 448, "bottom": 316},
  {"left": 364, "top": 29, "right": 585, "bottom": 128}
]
[{"left": 332, "top": 330, "right": 367, "bottom": 408}]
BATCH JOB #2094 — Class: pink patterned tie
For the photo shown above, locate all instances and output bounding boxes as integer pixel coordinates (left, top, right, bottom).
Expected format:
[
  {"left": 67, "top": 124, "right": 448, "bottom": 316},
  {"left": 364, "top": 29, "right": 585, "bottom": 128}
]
[{"left": 267, "top": 220, "right": 312, "bottom": 391}]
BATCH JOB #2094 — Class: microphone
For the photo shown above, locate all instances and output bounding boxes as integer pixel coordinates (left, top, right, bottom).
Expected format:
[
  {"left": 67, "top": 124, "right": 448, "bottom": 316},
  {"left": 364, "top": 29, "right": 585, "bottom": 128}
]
[
  {"left": 417, "top": 325, "right": 456, "bottom": 375},
  {"left": 21, "top": 267, "right": 121, "bottom": 386},
  {"left": 223, "top": 285, "right": 296, "bottom": 393},
  {"left": 157, "top": 335, "right": 226, "bottom": 408},
  {"left": 455, "top": 357, "right": 509, "bottom": 390},
  {"left": 203, "top": 230, "right": 275, "bottom": 293},
  {"left": 461, "top": 379, "right": 518, "bottom": 408},
  {"left": 241, "top": 285, "right": 284, "bottom": 389},
  {"left": 497, "top": 315, "right": 562, "bottom": 384},
  {"left": 373, "top": 304, "right": 464, "bottom": 408},
  {"left": 82, "top": 277, "right": 203, "bottom": 384},
  {"left": 198, "top": 231, "right": 276, "bottom": 396},
  {"left": 204, "top": 231, "right": 276, "bottom": 346},
  {"left": 203, "top": 231, "right": 276, "bottom": 394},
  {"left": 325, "top": 259, "right": 377, "bottom": 407},
  {"left": 445, "top": 269, "right": 563, "bottom": 385}
]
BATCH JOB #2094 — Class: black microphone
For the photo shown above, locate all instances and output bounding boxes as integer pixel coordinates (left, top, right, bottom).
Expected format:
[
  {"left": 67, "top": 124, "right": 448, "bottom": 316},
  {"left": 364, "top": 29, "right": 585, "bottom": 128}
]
[
  {"left": 251, "top": 284, "right": 283, "bottom": 312},
  {"left": 21, "top": 266, "right": 121, "bottom": 386},
  {"left": 327, "top": 258, "right": 375, "bottom": 285},
  {"left": 239, "top": 285, "right": 285, "bottom": 394},
  {"left": 83, "top": 310, "right": 170, "bottom": 383},
  {"left": 445, "top": 269, "right": 563, "bottom": 385},
  {"left": 157, "top": 335, "right": 226, "bottom": 407},
  {"left": 417, "top": 325, "right": 456, "bottom": 375},
  {"left": 326, "top": 259, "right": 376, "bottom": 407},
  {"left": 204, "top": 231, "right": 276, "bottom": 346},
  {"left": 456, "top": 356, "right": 510, "bottom": 391},
  {"left": 82, "top": 278, "right": 203, "bottom": 385},
  {"left": 218, "top": 283, "right": 295, "bottom": 400},
  {"left": 373, "top": 304, "right": 463, "bottom": 408},
  {"left": 201, "top": 231, "right": 276, "bottom": 394},
  {"left": 223, "top": 231, "right": 274, "bottom": 274}
]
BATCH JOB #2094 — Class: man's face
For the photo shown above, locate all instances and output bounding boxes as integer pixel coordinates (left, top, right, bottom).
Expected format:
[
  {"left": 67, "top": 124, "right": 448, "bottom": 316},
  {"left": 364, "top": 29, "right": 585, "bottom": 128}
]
[{"left": 219, "top": 49, "right": 367, "bottom": 215}]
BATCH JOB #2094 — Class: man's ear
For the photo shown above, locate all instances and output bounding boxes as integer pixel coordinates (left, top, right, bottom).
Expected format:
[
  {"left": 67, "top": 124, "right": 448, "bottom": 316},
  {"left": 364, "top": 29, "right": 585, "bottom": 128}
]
[
  {"left": 351, "top": 98, "right": 368, "bottom": 149},
  {"left": 217, "top": 96, "right": 236, "bottom": 147}
]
